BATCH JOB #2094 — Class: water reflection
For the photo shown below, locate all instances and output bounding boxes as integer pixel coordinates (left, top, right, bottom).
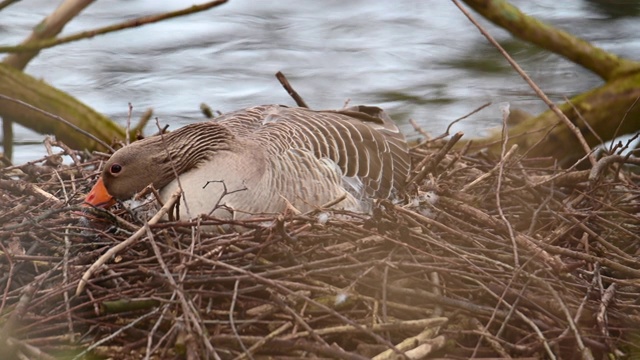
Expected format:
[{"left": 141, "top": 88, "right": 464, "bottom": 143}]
[
  {"left": 0, "top": 0, "right": 638, "bottom": 163},
  {"left": 584, "top": 0, "right": 640, "bottom": 18}
]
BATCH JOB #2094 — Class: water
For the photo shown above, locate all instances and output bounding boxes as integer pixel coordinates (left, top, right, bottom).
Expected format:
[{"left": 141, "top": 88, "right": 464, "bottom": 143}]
[{"left": 1, "top": 0, "right": 639, "bottom": 164}]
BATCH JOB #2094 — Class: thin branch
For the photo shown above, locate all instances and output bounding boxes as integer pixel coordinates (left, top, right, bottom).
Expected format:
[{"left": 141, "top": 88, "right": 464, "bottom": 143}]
[
  {"left": 453, "top": 0, "right": 597, "bottom": 167},
  {"left": 3, "top": 0, "right": 94, "bottom": 70},
  {"left": 0, "top": 1, "right": 229, "bottom": 54}
]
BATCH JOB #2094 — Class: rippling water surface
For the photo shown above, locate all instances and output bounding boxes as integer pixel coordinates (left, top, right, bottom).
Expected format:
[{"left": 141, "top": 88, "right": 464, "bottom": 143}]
[{"left": 1, "top": 0, "right": 639, "bottom": 163}]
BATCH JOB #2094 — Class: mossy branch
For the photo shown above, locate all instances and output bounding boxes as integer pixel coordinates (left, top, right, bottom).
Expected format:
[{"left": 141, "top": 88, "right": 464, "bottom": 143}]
[
  {"left": 459, "top": 0, "right": 640, "bottom": 164},
  {"left": 461, "top": 0, "right": 640, "bottom": 81},
  {"left": 0, "top": 63, "right": 124, "bottom": 151}
]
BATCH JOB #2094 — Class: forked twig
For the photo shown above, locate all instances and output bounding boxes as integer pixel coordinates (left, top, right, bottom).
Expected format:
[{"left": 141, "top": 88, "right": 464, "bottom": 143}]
[{"left": 76, "top": 188, "right": 182, "bottom": 295}]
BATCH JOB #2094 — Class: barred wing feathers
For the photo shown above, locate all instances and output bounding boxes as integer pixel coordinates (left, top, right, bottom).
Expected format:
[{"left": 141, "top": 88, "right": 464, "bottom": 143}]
[{"left": 216, "top": 105, "right": 410, "bottom": 200}]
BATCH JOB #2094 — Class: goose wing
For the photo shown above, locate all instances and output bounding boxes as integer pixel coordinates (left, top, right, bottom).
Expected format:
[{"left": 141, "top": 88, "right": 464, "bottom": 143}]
[{"left": 215, "top": 105, "right": 411, "bottom": 199}]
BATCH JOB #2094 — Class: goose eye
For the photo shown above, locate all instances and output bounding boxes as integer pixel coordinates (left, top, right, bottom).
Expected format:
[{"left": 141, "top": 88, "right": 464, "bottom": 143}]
[{"left": 109, "top": 164, "right": 122, "bottom": 175}]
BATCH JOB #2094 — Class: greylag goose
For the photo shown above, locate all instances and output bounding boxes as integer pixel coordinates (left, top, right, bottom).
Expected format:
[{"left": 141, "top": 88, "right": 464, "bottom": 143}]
[{"left": 85, "top": 105, "right": 411, "bottom": 220}]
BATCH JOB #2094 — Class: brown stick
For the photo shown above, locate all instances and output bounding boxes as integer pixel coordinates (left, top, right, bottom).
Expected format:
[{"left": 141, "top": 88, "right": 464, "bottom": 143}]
[{"left": 276, "top": 71, "right": 309, "bottom": 108}]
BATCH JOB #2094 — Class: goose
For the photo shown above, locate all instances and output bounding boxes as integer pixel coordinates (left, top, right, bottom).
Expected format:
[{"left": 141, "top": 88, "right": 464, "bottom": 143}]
[{"left": 84, "top": 105, "right": 411, "bottom": 221}]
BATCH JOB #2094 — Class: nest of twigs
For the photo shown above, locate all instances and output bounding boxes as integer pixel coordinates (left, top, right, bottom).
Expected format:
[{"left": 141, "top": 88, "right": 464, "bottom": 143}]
[{"left": 0, "top": 134, "right": 639, "bottom": 360}]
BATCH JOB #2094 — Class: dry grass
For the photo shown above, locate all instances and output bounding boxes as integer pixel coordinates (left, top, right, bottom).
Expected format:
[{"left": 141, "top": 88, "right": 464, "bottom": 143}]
[{"left": 0, "top": 135, "right": 639, "bottom": 360}]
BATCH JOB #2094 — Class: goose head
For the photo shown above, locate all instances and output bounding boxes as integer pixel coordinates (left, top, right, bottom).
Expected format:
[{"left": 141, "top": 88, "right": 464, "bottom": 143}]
[{"left": 84, "top": 122, "right": 233, "bottom": 208}]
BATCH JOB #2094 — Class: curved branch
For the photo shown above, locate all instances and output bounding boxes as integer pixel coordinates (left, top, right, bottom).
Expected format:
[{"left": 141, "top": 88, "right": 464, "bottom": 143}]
[
  {"left": 0, "top": 63, "right": 125, "bottom": 151},
  {"left": 0, "top": 95, "right": 115, "bottom": 152}
]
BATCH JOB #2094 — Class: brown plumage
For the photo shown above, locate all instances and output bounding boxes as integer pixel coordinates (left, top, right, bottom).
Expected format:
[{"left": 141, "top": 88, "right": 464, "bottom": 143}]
[{"left": 85, "top": 105, "right": 411, "bottom": 220}]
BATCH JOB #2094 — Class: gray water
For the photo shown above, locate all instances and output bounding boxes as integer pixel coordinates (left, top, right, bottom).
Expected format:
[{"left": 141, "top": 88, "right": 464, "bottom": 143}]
[{"left": 1, "top": 0, "right": 639, "bottom": 164}]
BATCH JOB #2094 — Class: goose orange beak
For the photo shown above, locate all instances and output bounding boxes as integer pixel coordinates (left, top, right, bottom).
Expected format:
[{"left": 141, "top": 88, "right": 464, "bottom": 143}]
[{"left": 84, "top": 178, "right": 116, "bottom": 208}]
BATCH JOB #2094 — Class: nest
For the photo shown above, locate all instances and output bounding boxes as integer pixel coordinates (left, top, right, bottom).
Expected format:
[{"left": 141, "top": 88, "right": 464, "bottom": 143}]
[{"left": 0, "top": 135, "right": 639, "bottom": 360}]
